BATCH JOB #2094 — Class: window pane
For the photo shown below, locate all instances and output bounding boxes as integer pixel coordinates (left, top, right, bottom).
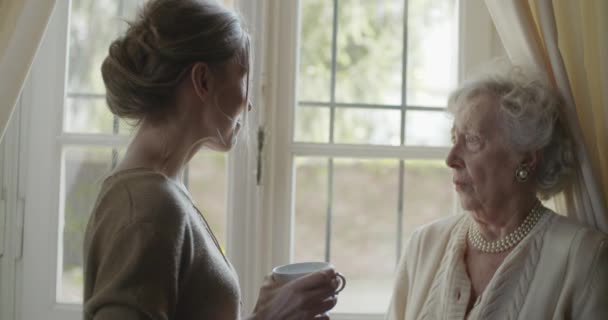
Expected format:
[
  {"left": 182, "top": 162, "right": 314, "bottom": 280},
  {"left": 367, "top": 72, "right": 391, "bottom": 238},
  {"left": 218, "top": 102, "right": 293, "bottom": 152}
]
[
  {"left": 298, "top": 0, "right": 333, "bottom": 103},
  {"left": 122, "top": 0, "right": 147, "bottom": 15},
  {"left": 118, "top": 117, "right": 137, "bottom": 136},
  {"left": 187, "top": 151, "right": 227, "bottom": 248},
  {"left": 68, "top": 0, "right": 123, "bottom": 93},
  {"left": 332, "top": 159, "right": 398, "bottom": 314},
  {"left": 335, "top": 108, "right": 401, "bottom": 145},
  {"left": 66, "top": 0, "right": 145, "bottom": 137},
  {"left": 406, "top": 0, "right": 458, "bottom": 107},
  {"left": 60, "top": 146, "right": 116, "bottom": 303},
  {"left": 64, "top": 97, "right": 115, "bottom": 134},
  {"left": 336, "top": 0, "right": 404, "bottom": 105},
  {"left": 402, "top": 160, "right": 453, "bottom": 243},
  {"left": 294, "top": 105, "right": 330, "bottom": 143},
  {"left": 221, "top": 0, "right": 235, "bottom": 9},
  {"left": 293, "top": 157, "right": 328, "bottom": 262},
  {"left": 405, "top": 110, "right": 452, "bottom": 146}
]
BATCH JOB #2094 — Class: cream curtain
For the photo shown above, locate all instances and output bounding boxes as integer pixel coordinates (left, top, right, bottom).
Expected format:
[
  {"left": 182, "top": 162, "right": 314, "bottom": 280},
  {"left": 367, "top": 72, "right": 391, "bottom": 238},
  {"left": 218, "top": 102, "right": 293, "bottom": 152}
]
[
  {"left": 485, "top": 0, "right": 608, "bottom": 233},
  {"left": 0, "top": 0, "right": 56, "bottom": 141}
]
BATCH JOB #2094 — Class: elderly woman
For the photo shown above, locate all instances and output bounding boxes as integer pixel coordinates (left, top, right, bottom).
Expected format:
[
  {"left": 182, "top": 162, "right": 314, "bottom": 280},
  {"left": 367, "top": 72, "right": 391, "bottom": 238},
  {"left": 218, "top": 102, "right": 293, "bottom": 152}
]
[{"left": 387, "top": 73, "right": 607, "bottom": 319}]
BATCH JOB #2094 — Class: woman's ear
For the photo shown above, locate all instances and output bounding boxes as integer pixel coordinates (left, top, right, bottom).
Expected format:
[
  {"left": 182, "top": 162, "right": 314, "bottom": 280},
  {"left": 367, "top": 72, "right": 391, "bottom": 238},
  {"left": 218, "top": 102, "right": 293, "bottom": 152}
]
[
  {"left": 521, "top": 150, "right": 542, "bottom": 170},
  {"left": 190, "top": 62, "right": 211, "bottom": 101}
]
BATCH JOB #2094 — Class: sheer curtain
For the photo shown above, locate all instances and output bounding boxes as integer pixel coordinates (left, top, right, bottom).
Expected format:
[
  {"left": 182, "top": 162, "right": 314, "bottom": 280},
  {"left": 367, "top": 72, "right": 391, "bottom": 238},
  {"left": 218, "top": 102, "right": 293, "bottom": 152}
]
[
  {"left": 0, "top": 0, "right": 56, "bottom": 141},
  {"left": 485, "top": 0, "right": 608, "bottom": 233}
]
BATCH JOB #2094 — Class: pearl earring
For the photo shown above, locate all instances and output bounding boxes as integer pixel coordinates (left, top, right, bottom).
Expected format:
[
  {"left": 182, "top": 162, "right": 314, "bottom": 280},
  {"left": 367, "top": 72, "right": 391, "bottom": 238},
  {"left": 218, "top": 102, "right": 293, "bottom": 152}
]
[{"left": 515, "top": 165, "right": 530, "bottom": 182}]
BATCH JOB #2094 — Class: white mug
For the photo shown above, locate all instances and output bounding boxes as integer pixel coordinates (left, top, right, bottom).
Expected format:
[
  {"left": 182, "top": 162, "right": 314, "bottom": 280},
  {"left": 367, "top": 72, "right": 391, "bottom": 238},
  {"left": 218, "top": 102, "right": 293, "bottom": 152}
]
[{"left": 272, "top": 261, "right": 346, "bottom": 294}]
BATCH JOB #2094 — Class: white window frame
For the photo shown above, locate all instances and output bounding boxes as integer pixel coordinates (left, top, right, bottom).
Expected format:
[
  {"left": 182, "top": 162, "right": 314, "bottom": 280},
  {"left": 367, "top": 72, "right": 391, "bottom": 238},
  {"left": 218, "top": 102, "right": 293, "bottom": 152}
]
[
  {"left": 260, "top": 0, "right": 501, "bottom": 318},
  {"left": 18, "top": 0, "right": 73, "bottom": 317},
  {"left": 0, "top": 94, "right": 29, "bottom": 320}
]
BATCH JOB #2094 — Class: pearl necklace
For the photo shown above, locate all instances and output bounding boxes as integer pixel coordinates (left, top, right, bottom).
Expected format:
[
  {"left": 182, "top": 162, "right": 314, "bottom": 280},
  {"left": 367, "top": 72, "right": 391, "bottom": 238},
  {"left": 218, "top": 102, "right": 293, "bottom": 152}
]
[{"left": 468, "top": 201, "right": 544, "bottom": 254}]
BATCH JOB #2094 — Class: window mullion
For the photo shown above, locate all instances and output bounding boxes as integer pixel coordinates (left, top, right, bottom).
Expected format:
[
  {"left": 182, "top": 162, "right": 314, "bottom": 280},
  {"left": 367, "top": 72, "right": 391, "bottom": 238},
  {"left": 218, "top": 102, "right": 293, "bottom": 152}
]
[
  {"left": 325, "top": 158, "right": 334, "bottom": 263},
  {"left": 400, "top": 0, "right": 409, "bottom": 146},
  {"left": 397, "top": 0, "right": 410, "bottom": 266},
  {"left": 396, "top": 160, "right": 405, "bottom": 262},
  {"left": 291, "top": 143, "right": 450, "bottom": 159},
  {"left": 323, "top": 0, "right": 340, "bottom": 265},
  {"left": 299, "top": 101, "right": 446, "bottom": 112},
  {"left": 329, "top": 0, "right": 339, "bottom": 144}
]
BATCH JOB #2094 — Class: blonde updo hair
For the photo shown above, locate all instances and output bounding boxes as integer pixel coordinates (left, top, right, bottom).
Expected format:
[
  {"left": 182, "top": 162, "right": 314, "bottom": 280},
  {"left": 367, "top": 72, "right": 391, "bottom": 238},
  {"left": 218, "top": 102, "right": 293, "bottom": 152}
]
[
  {"left": 101, "top": 0, "right": 250, "bottom": 123},
  {"left": 447, "top": 70, "right": 575, "bottom": 199}
]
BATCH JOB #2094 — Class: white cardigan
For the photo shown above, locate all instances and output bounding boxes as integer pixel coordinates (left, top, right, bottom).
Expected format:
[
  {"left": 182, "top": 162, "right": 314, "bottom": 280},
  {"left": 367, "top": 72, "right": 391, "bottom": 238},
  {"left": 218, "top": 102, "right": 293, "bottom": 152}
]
[{"left": 386, "top": 209, "right": 608, "bottom": 320}]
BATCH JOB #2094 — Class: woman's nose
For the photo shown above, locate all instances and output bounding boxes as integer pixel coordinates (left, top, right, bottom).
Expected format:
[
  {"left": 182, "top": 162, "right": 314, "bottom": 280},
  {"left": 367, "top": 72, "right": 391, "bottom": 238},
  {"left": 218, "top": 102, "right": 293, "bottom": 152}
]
[
  {"left": 445, "top": 144, "right": 463, "bottom": 169},
  {"left": 247, "top": 101, "right": 253, "bottom": 112}
]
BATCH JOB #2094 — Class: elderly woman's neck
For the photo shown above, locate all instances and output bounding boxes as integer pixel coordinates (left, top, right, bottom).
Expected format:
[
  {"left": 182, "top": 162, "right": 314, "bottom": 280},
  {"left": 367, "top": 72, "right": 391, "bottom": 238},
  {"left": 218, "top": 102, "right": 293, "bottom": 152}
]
[{"left": 472, "top": 194, "right": 539, "bottom": 241}]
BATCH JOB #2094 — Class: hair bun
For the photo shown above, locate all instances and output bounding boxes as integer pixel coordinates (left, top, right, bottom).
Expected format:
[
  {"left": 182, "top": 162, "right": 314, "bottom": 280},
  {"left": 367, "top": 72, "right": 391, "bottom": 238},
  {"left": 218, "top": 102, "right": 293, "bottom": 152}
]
[{"left": 101, "top": 0, "right": 249, "bottom": 123}]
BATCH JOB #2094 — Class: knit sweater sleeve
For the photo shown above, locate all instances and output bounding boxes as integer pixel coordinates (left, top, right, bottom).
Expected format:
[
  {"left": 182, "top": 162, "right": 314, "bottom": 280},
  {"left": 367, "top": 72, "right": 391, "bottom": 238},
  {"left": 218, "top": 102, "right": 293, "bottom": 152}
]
[
  {"left": 83, "top": 180, "right": 189, "bottom": 320},
  {"left": 386, "top": 230, "right": 421, "bottom": 320}
]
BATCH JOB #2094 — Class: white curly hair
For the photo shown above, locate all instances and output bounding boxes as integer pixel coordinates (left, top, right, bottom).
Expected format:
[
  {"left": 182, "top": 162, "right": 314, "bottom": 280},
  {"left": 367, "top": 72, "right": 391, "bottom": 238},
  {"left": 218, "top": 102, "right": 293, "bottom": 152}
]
[{"left": 447, "top": 70, "right": 575, "bottom": 199}]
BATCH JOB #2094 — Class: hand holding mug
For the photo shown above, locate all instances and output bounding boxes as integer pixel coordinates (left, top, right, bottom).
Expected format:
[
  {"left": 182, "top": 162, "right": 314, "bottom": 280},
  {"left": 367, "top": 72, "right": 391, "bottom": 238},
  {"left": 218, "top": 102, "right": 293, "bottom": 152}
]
[
  {"left": 251, "top": 262, "right": 346, "bottom": 320},
  {"left": 272, "top": 262, "right": 346, "bottom": 294}
]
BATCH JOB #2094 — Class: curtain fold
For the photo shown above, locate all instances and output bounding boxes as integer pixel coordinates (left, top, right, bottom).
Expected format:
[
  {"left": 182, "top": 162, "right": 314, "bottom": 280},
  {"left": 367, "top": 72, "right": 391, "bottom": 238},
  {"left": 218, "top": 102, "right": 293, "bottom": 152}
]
[
  {"left": 485, "top": 0, "right": 608, "bottom": 233},
  {"left": 0, "top": 0, "right": 56, "bottom": 141}
]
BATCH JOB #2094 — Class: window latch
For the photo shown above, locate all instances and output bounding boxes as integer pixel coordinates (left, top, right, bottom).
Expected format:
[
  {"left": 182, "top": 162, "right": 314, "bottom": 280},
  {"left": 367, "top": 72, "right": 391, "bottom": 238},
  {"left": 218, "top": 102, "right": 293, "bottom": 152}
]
[{"left": 256, "top": 127, "right": 266, "bottom": 186}]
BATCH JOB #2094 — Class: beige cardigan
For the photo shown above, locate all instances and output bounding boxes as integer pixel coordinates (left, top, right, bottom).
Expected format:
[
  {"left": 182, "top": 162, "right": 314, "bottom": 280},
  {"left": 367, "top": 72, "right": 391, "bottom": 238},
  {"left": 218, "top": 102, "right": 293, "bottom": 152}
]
[
  {"left": 387, "top": 209, "right": 608, "bottom": 320},
  {"left": 83, "top": 169, "right": 241, "bottom": 320}
]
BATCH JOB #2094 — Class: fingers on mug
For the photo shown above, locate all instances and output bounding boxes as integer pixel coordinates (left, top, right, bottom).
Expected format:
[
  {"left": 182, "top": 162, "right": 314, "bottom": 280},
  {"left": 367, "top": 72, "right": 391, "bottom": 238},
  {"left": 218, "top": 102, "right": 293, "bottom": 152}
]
[{"left": 334, "top": 272, "right": 346, "bottom": 294}]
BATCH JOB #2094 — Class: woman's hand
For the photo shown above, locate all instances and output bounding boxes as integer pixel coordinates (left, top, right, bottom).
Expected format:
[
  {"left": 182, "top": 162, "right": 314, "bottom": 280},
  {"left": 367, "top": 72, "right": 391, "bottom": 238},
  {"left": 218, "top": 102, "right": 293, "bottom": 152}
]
[{"left": 250, "top": 269, "right": 340, "bottom": 320}]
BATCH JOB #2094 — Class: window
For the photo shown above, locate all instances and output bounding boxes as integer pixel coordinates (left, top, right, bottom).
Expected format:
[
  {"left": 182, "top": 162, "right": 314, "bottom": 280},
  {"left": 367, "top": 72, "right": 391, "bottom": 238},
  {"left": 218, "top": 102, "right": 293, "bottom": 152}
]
[
  {"left": 293, "top": 0, "right": 455, "bottom": 314},
  {"left": 264, "top": 0, "right": 500, "bottom": 317},
  {"left": 14, "top": 0, "right": 500, "bottom": 319}
]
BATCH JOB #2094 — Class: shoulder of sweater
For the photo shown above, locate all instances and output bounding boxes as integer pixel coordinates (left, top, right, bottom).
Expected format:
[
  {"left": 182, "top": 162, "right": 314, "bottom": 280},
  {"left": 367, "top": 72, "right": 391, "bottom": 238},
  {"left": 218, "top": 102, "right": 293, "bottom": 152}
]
[
  {"left": 544, "top": 212, "right": 608, "bottom": 303},
  {"left": 545, "top": 211, "right": 608, "bottom": 252},
  {"left": 97, "top": 170, "right": 191, "bottom": 226},
  {"left": 548, "top": 211, "right": 607, "bottom": 255}
]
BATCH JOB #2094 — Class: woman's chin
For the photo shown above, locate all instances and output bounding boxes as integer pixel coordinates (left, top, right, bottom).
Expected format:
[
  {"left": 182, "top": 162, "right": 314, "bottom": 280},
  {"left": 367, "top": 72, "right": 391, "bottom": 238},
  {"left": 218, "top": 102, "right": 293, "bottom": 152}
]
[
  {"left": 206, "top": 134, "right": 237, "bottom": 152},
  {"left": 457, "top": 194, "right": 481, "bottom": 212},
  {"left": 208, "top": 141, "right": 233, "bottom": 152}
]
